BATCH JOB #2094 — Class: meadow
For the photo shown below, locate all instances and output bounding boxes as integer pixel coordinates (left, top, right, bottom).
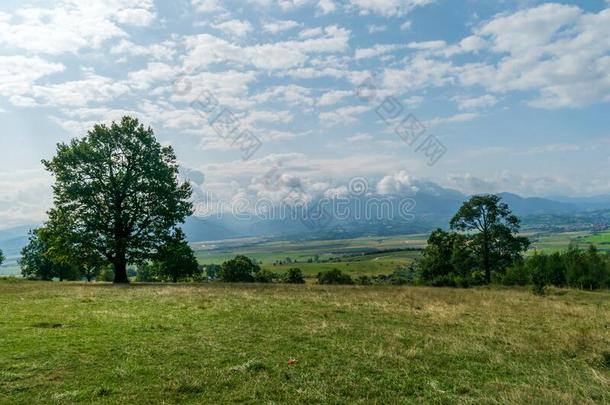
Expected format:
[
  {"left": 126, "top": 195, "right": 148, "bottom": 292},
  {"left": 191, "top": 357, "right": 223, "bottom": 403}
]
[
  {"left": 190, "top": 230, "right": 610, "bottom": 279},
  {"left": 0, "top": 280, "right": 608, "bottom": 404}
]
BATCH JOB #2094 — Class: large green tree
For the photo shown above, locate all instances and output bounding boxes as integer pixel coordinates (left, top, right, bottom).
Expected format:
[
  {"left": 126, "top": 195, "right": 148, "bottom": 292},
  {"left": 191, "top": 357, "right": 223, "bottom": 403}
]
[
  {"left": 450, "top": 194, "right": 529, "bottom": 283},
  {"left": 43, "top": 117, "right": 193, "bottom": 283},
  {"left": 0, "top": 248, "right": 4, "bottom": 267}
]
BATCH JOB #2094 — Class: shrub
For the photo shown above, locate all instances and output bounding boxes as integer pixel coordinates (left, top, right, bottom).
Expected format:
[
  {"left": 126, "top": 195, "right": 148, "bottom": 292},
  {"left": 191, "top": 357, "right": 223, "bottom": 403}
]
[
  {"left": 219, "top": 255, "right": 260, "bottom": 282},
  {"left": 317, "top": 269, "right": 353, "bottom": 285},
  {"left": 430, "top": 275, "right": 456, "bottom": 287},
  {"left": 355, "top": 275, "right": 372, "bottom": 285},
  {"left": 389, "top": 265, "right": 420, "bottom": 285},
  {"left": 253, "top": 269, "right": 276, "bottom": 283},
  {"left": 283, "top": 268, "right": 305, "bottom": 284},
  {"left": 503, "top": 262, "right": 530, "bottom": 286}
]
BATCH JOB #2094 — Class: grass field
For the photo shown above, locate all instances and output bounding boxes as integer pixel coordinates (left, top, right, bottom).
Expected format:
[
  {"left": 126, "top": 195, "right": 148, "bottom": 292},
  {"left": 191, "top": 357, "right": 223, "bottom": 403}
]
[
  {"left": 1, "top": 280, "right": 608, "bottom": 404},
  {"left": 529, "top": 231, "right": 610, "bottom": 254},
  {"left": 193, "top": 234, "right": 428, "bottom": 277}
]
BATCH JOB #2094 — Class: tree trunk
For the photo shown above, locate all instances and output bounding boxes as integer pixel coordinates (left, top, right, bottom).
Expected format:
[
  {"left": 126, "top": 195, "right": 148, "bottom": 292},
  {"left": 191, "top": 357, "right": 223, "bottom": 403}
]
[
  {"left": 113, "top": 258, "right": 129, "bottom": 283},
  {"left": 483, "top": 238, "right": 491, "bottom": 284}
]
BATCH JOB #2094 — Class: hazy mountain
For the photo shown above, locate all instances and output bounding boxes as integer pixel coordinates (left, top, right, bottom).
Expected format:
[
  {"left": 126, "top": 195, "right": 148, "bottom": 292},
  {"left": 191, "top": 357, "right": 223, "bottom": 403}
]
[{"left": 2, "top": 187, "right": 609, "bottom": 250}]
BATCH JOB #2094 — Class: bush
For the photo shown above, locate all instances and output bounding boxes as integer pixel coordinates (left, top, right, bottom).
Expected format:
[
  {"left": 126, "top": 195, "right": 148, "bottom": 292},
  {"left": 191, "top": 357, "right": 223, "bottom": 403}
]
[
  {"left": 503, "top": 262, "right": 530, "bottom": 286},
  {"left": 219, "top": 255, "right": 260, "bottom": 282},
  {"left": 283, "top": 268, "right": 305, "bottom": 284},
  {"left": 388, "top": 265, "right": 420, "bottom": 285},
  {"left": 317, "top": 269, "right": 353, "bottom": 285},
  {"left": 430, "top": 275, "right": 456, "bottom": 287},
  {"left": 355, "top": 275, "right": 372, "bottom": 285},
  {"left": 253, "top": 269, "right": 276, "bottom": 283}
]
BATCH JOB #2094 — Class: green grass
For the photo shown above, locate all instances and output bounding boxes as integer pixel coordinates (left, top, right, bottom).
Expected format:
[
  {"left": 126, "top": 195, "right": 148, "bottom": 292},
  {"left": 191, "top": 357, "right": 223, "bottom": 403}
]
[
  {"left": 194, "top": 234, "right": 428, "bottom": 277},
  {"left": 580, "top": 231, "right": 610, "bottom": 247},
  {"left": 1, "top": 280, "right": 609, "bottom": 404},
  {"left": 528, "top": 231, "right": 610, "bottom": 254}
]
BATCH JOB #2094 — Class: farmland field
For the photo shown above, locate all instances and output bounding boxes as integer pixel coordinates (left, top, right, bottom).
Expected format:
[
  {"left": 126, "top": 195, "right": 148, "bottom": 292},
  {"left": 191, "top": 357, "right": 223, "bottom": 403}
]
[
  {"left": 0, "top": 280, "right": 608, "bottom": 404},
  {"left": 192, "top": 234, "right": 428, "bottom": 277}
]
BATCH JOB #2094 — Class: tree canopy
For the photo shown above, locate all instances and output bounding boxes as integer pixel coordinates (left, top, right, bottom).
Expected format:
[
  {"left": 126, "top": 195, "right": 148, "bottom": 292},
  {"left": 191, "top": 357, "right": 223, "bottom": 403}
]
[
  {"left": 450, "top": 194, "right": 529, "bottom": 283},
  {"left": 42, "top": 117, "right": 193, "bottom": 283},
  {"left": 153, "top": 229, "right": 200, "bottom": 282}
]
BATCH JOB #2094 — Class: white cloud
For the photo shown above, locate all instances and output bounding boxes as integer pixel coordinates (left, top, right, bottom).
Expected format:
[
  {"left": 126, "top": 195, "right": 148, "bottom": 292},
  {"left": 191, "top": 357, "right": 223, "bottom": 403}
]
[
  {"left": 355, "top": 44, "right": 404, "bottom": 60},
  {"left": 457, "top": 4, "right": 610, "bottom": 108},
  {"left": 318, "top": 90, "right": 351, "bottom": 106},
  {"left": 263, "top": 20, "right": 301, "bottom": 34},
  {"left": 253, "top": 85, "right": 314, "bottom": 106},
  {"left": 319, "top": 104, "right": 369, "bottom": 126},
  {"left": 192, "top": 0, "right": 224, "bottom": 13},
  {"left": 368, "top": 24, "right": 387, "bottom": 34},
  {"left": 349, "top": 0, "right": 435, "bottom": 17},
  {"left": 32, "top": 72, "right": 131, "bottom": 107},
  {"left": 0, "top": 56, "right": 65, "bottom": 104},
  {"left": 212, "top": 19, "right": 254, "bottom": 38},
  {"left": 0, "top": 1, "right": 156, "bottom": 54},
  {"left": 407, "top": 40, "right": 446, "bottom": 50},
  {"left": 400, "top": 20, "right": 412, "bottom": 31},
  {"left": 110, "top": 39, "right": 176, "bottom": 60},
  {"left": 452, "top": 95, "right": 497, "bottom": 111},
  {"left": 184, "top": 26, "right": 350, "bottom": 70},
  {"left": 317, "top": 0, "right": 337, "bottom": 14}
]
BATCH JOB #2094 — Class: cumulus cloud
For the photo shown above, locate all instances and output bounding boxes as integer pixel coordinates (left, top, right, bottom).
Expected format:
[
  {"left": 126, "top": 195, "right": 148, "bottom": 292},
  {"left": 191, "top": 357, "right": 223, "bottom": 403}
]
[
  {"left": 0, "top": 1, "right": 156, "bottom": 54},
  {"left": 349, "top": 0, "right": 435, "bottom": 17}
]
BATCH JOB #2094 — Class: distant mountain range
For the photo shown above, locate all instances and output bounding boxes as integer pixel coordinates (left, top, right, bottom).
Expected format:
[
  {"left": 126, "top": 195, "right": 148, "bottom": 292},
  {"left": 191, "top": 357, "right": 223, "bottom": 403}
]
[{"left": 2, "top": 188, "right": 610, "bottom": 269}]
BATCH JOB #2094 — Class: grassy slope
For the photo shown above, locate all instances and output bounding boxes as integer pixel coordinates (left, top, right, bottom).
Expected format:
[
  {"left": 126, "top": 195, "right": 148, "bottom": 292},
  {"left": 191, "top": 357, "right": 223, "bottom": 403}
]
[{"left": 1, "top": 280, "right": 608, "bottom": 404}]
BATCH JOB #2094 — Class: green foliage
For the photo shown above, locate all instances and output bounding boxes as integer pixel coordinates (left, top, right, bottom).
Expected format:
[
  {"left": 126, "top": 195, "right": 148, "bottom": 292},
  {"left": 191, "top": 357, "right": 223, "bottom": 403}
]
[
  {"left": 283, "top": 268, "right": 305, "bottom": 284},
  {"left": 42, "top": 209, "right": 106, "bottom": 282},
  {"left": 419, "top": 229, "right": 476, "bottom": 282},
  {"left": 253, "top": 269, "right": 277, "bottom": 283},
  {"left": 19, "top": 228, "right": 80, "bottom": 281},
  {"left": 503, "top": 262, "right": 530, "bottom": 286},
  {"left": 0, "top": 249, "right": 4, "bottom": 267},
  {"left": 42, "top": 116, "right": 192, "bottom": 283},
  {"left": 219, "top": 255, "right": 261, "bottom": 282},
  {"left": 450, "top": 194, "right": 530, "bottom": 283},
  {"left": 504, "top": 246, "right": 610, "bottom": 291},
  {"left": 97, "top": 266, "right": 115, "bottom": 282},
  {"left": 355, "top": 275, "right": 372, "bottom": 285},
  {"left": 135, "top": 263, "right": 157, "bottom": 282},
  {"left": 202, "top": 264, "right": 221, "bottom": 281},
  {"left": 153, "top": 229, "right": 199, "bottom": 283},
  {"left": 388, "top": 264, "right": 420, "bottom": 285},
  {"left": 317, "top": 268, "right": 353, "bottom": 285}
]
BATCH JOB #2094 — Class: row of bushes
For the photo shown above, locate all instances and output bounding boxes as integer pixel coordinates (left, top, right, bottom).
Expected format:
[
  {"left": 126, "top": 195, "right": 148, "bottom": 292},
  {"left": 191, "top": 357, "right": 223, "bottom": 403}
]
[{"left": 502, "top": 245, "right": 610, "bottom": 291}]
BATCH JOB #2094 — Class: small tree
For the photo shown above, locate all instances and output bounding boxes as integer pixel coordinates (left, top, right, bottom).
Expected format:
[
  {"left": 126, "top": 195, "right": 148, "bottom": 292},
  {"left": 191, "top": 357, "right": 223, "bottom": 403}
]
[
  {"left": 42, "top": 210, "right": 106, "bottom": 282},
  {"left": 450, "top": 195, "right": 529, "bottom": 283},
  {"left": 19, "top": 228, "right": 80, "bottom": 281},
  {"left": 20, "top": 229, "right": 55, "bottom": 280},
  {"left": 284, "top": 268, "right": 305, "bottom": 284},
  {"left": 153, "top": 229, "right": 199, "bottom": 283},
  {"left": 0, "top": 249, "right": 4, "bottom": 267},
  {"left": 317, "top": 269, "right": 353, "bottom": 285},
  {"left": 219, "top": 255, "right": 260, "bottom": 282}
]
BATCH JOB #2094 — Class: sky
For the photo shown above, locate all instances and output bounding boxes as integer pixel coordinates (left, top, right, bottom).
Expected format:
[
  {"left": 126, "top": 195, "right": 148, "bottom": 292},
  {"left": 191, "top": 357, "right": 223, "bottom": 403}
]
[{"left": 0, "top": 0, "right": 609, "bottom": 229}]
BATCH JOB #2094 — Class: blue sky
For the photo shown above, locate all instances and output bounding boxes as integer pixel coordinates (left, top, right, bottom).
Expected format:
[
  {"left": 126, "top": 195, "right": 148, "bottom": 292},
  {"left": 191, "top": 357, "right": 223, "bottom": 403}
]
[{"left": 0, "top": 0, "right": 609, "bottom": 228}]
